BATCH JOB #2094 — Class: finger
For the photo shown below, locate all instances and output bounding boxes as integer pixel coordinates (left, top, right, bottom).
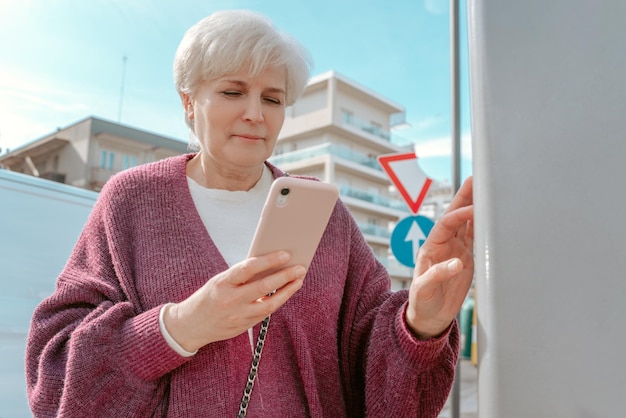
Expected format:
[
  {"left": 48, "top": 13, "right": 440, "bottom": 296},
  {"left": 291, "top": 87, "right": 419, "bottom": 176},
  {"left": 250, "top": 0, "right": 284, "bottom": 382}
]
[
  {"left": 417, "top": 257, "right": 473, "bottom": 300},
  {"left": 466, "top": 219, "right": 475, "bottom": 243},
  {"left": 427, "top": 205, "right": 474, "bottom": 245},
  {"left": 248, "top": 265, "right": 307, "bottom": 301},
  {"left": 430, "top": 258, "right": 464, "bottom": 284},
  {"left": 252, "top": 275, "right": 304, "bottom": 318},
  {"left": 445, "top": 176, "right": 473, "bottom": 213},
  {"left": 228, "top": 251, "right": 291, "bottom": 285},
  {"left": 412, "top": 257, "right": 463, "bottom": 299}
]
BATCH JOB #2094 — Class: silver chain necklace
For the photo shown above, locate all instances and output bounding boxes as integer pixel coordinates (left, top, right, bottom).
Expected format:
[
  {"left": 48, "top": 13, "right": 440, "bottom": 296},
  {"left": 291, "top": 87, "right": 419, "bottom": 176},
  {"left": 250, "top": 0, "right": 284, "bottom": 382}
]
[{"left": 237, "top": 314, "right": 272, "bottom": 418}]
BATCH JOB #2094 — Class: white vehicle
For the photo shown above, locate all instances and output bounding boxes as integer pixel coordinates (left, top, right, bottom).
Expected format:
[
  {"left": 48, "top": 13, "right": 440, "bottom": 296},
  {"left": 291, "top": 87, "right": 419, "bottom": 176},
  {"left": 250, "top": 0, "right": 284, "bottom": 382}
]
[{"left": 0, "top": 169, "right": 97, "bottom": 418}]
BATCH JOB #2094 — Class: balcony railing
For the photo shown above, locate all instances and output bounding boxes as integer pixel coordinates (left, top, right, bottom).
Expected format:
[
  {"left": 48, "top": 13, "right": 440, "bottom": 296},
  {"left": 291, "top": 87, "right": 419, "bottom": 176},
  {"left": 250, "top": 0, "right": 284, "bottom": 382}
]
[
  {"left": 342, "top": 113, "right": 391, "bottom": 142},
  {"left": 357, "top": 222, "right": 392, "bottom": 239},
  {"left": 340, "top": 185, "right": 407, "bottom": 211},
  {"left": 271, "top": 143, "right": 382, "bottom": 172}
]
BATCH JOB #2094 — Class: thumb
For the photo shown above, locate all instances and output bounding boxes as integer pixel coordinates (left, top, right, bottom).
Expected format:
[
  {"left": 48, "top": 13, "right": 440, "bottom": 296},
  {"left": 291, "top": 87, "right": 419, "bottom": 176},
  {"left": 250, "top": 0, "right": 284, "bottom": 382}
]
[
  {"left": 417, "top": 258, "right": 463, "bottom": 286},
  {"left": 445, "top": 258, "right": 463, "bottom": 275}
]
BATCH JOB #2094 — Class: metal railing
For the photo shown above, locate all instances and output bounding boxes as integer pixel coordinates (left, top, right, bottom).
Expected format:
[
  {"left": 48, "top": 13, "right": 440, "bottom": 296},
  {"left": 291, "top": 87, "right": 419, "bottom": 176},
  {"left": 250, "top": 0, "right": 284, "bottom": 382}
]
[
  {"left": 357, "top": 222, "right": 392, "bottom": 239},
  {"left": 340, "top": 185, "right": 407, "bottom": 211},
  {"left": 271, "top": 143, "right": 382, "bottom": 172},
  {"left": 341, "top": 113, "right": 392, "bottom": 142}
]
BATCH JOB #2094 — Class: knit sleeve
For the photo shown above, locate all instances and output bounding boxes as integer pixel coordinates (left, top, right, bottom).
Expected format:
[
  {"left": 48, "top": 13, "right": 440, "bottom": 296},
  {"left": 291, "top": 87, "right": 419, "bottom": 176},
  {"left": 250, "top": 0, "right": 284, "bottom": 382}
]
[
  {"left": 25, "top": 175, "right": 190, "bottom": 417},
  {"left": 339, "top": 209, "right": 459, "bottom": 418}
]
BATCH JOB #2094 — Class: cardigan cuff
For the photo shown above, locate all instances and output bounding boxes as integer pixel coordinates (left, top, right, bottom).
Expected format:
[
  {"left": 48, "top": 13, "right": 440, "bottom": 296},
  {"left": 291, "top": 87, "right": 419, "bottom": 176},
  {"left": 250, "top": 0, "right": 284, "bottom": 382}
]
[
  {"left": 118, "top": 305, "right": 192, "bottom": 381},
  {"left": 394, "top": 301, "right": 458, "bottom": 369}
]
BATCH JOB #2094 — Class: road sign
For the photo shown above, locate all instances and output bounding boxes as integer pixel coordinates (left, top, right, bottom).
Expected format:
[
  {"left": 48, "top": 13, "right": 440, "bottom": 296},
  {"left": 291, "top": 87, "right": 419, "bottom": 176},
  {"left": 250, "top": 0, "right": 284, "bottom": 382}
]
[
  {"left": 377, "top": 152, "right": 432, "bottom": 214},
  {"left": 390, "top": 215, "right": 435, "bottom": 268}
]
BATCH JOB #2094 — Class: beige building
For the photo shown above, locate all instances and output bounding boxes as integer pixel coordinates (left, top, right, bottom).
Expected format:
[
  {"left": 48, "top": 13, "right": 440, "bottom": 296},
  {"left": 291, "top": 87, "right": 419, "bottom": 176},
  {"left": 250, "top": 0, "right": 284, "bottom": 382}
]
[
  {"left": 0, "top": 116, "right": 189, "bottom": 191},
  {"left": 271, "top": 71, "right": 415, "bottom": 289}
]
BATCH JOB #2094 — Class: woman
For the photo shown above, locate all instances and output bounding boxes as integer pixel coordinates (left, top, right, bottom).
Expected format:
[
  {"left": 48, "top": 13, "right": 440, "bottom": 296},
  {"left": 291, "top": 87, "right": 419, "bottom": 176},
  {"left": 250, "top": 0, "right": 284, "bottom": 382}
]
[{"left": 25, "top": 10, "right": 474, "bottom": 417}]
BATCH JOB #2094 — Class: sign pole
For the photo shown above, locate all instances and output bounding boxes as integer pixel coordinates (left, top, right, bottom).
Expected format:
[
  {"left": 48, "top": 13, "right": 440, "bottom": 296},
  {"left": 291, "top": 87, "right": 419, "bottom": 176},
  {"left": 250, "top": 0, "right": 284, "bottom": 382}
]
[{"left": 450, "top": 0, "right": 462, "bottom": 417}]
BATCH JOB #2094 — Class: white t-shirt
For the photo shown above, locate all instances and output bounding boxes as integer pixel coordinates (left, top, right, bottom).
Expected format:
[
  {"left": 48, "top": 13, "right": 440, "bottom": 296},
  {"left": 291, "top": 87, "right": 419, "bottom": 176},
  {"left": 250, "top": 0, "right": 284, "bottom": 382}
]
[{"left": 186, "top": 166, "right": 273, "bottom": 267}]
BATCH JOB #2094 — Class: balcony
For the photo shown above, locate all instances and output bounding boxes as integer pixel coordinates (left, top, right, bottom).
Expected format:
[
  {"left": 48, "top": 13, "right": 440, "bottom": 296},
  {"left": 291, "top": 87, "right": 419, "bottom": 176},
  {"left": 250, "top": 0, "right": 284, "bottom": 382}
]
[
  {"left": 341, "top": 113, "right": 391, "bottom": 142},
  {"left": 340, "top": 185, "right": 406, "bottom": 211},
  {"left": 271, "top": 143, "right": 382, "bottom": 172},
  {"left": 357, "top": 222, "right": 392, "bottom": 239}
]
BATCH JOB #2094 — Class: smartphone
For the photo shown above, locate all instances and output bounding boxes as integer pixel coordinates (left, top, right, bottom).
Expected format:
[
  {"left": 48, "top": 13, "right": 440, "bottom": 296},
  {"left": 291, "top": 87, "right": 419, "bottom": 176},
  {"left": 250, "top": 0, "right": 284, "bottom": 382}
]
[{"left": 247, "top": 176, "right": 339, "bottom": 272}]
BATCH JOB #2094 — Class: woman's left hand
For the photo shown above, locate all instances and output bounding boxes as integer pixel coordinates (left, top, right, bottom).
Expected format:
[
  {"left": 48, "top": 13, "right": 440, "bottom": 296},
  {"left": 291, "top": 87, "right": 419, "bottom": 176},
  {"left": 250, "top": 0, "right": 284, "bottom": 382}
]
[{"left": 405, "top": 176, "right": 474, "bottom": 340}]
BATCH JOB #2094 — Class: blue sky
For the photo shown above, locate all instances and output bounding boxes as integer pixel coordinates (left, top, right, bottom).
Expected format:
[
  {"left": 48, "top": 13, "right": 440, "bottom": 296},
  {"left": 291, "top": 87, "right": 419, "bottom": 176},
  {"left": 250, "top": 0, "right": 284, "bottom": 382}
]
[{"left": 0, "top": 0, "right": 472, "bottom": 182}]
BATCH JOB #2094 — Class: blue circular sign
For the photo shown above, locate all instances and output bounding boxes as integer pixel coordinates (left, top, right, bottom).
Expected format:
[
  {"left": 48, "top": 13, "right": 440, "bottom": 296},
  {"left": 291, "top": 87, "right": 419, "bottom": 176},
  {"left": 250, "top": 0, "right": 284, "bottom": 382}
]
[{"left": 390, "top": 215, "right": 435, "bottom": 268}]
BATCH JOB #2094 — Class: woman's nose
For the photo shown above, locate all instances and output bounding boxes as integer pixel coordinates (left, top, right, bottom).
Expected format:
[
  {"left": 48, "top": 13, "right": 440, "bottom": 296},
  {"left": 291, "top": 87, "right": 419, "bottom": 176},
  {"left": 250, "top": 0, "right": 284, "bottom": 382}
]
[{"left": 242, "top": 97, "right": 264, "bottom": 123}]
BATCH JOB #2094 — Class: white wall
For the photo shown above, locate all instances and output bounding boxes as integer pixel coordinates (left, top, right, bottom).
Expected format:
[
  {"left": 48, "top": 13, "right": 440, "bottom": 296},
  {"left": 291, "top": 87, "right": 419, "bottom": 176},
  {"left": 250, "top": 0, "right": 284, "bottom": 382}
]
[
  {"left": 0, "top": 171, "right": 97, "bottom": 418},
  {"left": 468, "top": 1, "right": 626, "bottom": 417}
]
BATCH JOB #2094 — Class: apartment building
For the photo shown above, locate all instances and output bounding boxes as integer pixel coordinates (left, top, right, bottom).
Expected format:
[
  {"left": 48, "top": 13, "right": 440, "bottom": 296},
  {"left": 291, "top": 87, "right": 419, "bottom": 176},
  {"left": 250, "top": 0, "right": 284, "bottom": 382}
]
[
  {"left": 0, "top": 116, "right": 188, "bottom": 191},
  {"left": 270, "top": 71, "right": 416, "bottom": 289}
]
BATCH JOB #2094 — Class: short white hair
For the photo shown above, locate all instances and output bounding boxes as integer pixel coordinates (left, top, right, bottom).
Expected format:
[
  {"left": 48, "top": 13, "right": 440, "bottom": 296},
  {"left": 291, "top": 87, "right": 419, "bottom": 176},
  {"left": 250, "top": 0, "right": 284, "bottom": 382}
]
[{"left": 174, "top": 10, "right": 312, "bottom": 129}]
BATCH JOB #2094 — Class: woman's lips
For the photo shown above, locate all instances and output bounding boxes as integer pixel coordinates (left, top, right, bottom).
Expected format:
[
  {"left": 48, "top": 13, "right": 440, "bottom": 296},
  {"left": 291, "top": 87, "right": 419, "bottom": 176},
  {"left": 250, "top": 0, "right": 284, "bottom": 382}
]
[{"left": 234, "top": 134, "right": 264, "bottom": 140}]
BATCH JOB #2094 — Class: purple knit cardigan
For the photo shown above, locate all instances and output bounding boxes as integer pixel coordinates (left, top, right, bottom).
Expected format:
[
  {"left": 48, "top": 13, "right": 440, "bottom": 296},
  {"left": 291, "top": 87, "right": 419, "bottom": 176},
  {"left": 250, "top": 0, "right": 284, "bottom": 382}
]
[{"left": 25, "top": 154, "right": 459, "bottom": 417}]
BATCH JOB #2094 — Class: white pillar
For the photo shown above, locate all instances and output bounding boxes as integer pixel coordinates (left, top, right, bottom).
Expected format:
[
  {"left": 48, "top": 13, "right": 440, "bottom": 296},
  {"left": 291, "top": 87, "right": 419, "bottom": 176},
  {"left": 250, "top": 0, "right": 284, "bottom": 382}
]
[{"left": 469, "top": 1, "right": 626, "bottom": 416}]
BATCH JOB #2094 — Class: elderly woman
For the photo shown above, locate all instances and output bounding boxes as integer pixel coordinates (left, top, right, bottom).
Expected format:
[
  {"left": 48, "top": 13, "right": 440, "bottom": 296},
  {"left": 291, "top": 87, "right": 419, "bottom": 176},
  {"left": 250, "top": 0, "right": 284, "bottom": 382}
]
[{"left": 25, "top": 10, "right": 474, "bottom": 418}]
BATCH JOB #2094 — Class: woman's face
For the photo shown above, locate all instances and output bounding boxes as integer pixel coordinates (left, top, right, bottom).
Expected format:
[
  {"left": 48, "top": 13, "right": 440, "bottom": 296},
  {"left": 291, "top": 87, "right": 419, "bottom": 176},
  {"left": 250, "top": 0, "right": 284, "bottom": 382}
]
[{"left": 185, "top": 66, "right": 287, "bottom": 174}]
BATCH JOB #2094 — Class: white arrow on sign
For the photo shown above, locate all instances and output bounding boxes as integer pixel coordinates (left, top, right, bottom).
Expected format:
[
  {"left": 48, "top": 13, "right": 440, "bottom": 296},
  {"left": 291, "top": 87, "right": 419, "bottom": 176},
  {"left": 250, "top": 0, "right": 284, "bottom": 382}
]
[{"left": 405, "top": 220, "right": 426, "bottom": 264}]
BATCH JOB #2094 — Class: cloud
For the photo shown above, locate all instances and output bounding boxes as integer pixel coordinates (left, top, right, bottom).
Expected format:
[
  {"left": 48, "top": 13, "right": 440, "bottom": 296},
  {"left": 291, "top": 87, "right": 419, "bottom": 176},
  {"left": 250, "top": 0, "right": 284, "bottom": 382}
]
[
  {"left": 413, "top": 133, "right": 472, "bottom": 158},
  {"left": 3, "top": 88, "right": 89, "bottom": 114},
  {"left": 414, "top": 115, "right": 445, "bottom": 130},
  {"left": 0, "top": 68, "right": 91, "bottom": 112},
  {"left": 424, "top": 0, "right": 448, "bottom": 15},
  {"left": 0, "top": 69, "right": 95, "bottom": 149},
  {"left": 409, "top": 134, "right": 473, "bottom": 182}
]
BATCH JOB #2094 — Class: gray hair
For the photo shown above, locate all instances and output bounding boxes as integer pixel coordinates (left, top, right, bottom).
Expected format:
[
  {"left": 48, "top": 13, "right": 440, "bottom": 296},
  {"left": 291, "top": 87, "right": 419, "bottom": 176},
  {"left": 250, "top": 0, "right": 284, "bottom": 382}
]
[{"left": 174, "top": 10, "right": 312, "bottom": 130}]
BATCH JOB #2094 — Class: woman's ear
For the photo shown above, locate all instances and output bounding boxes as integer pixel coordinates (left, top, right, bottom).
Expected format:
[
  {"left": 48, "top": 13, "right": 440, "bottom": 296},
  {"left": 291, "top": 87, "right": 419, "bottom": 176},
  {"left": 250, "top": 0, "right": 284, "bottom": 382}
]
[{"left": 180, "top": 93, "right": 194, "bottom": 121}]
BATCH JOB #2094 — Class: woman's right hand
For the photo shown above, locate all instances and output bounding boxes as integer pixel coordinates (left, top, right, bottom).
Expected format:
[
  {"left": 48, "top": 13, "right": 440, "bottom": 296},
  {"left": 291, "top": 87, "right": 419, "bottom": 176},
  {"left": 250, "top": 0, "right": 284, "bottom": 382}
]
[{"left": 161, "top": 251, "right": 305, "bottom": 353}]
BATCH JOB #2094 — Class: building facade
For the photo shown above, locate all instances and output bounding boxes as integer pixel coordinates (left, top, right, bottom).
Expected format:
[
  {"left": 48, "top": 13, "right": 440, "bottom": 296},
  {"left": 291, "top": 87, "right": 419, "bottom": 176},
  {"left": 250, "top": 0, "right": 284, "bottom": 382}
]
[{"left": 0, "top": 116, "right": 189, "bottom": 191}]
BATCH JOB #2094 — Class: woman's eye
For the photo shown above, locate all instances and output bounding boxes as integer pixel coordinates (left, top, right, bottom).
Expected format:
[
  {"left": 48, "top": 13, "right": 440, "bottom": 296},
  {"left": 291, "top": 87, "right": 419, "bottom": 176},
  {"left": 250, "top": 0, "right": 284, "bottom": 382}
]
[
  {"left": 264, "top": 97, "right": 282, "bottom": 105},
  {"left": 223, "top": 91, "right": 242, "bottom": 97}
]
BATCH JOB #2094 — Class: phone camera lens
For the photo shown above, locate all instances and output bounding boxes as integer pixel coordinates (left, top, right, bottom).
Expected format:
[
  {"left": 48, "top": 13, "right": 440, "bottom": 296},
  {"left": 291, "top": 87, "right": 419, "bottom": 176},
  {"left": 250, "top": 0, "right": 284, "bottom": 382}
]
[{"left": 280, "top": 188, "right": 290, "bottom": 196}]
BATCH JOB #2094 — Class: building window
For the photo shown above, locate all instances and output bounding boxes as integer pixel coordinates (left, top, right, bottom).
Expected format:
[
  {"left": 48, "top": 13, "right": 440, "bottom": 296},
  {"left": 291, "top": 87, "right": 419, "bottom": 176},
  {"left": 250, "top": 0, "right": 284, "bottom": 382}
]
[
  {"left": 101, "top": 150, "right": 115, "bottom": 170},
  {"left": 123, "top": 155, "right": 137, "bottom": 170},
  {"left": 341, "top": 109, "right": 354, "bottom": 123}
]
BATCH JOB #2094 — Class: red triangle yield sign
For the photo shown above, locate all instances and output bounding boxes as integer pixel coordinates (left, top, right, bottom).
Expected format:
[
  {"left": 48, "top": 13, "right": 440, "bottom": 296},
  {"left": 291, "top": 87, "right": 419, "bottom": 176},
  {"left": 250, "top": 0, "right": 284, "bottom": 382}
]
[{"left": 377, "top": 152, "right": 433, "bottom": 214}]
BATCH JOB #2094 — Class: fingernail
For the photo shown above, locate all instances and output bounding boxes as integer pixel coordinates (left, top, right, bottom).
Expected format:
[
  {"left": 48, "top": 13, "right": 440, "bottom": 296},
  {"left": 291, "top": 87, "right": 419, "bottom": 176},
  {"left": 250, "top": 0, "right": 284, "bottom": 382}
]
[
  {"left": 279, "top": 251, "right": 290, "bottom": 261},
  {"left": 447, "top": 259, "right": 461, "bottom": 272}
]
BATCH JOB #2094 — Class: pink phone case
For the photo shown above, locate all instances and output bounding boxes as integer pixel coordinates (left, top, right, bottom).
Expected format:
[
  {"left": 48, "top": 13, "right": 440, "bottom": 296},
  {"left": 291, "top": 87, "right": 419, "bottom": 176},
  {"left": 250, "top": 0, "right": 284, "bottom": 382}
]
[{"left": 247, "top": 176, "right": 339, "bottom": 270}]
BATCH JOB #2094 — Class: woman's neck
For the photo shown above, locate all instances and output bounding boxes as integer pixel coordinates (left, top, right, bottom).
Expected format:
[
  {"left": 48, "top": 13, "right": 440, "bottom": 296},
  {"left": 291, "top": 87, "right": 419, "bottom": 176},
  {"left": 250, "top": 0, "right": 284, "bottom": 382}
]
[{"left": 186, "top": 153, "right": 264, "bottom": 191}]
